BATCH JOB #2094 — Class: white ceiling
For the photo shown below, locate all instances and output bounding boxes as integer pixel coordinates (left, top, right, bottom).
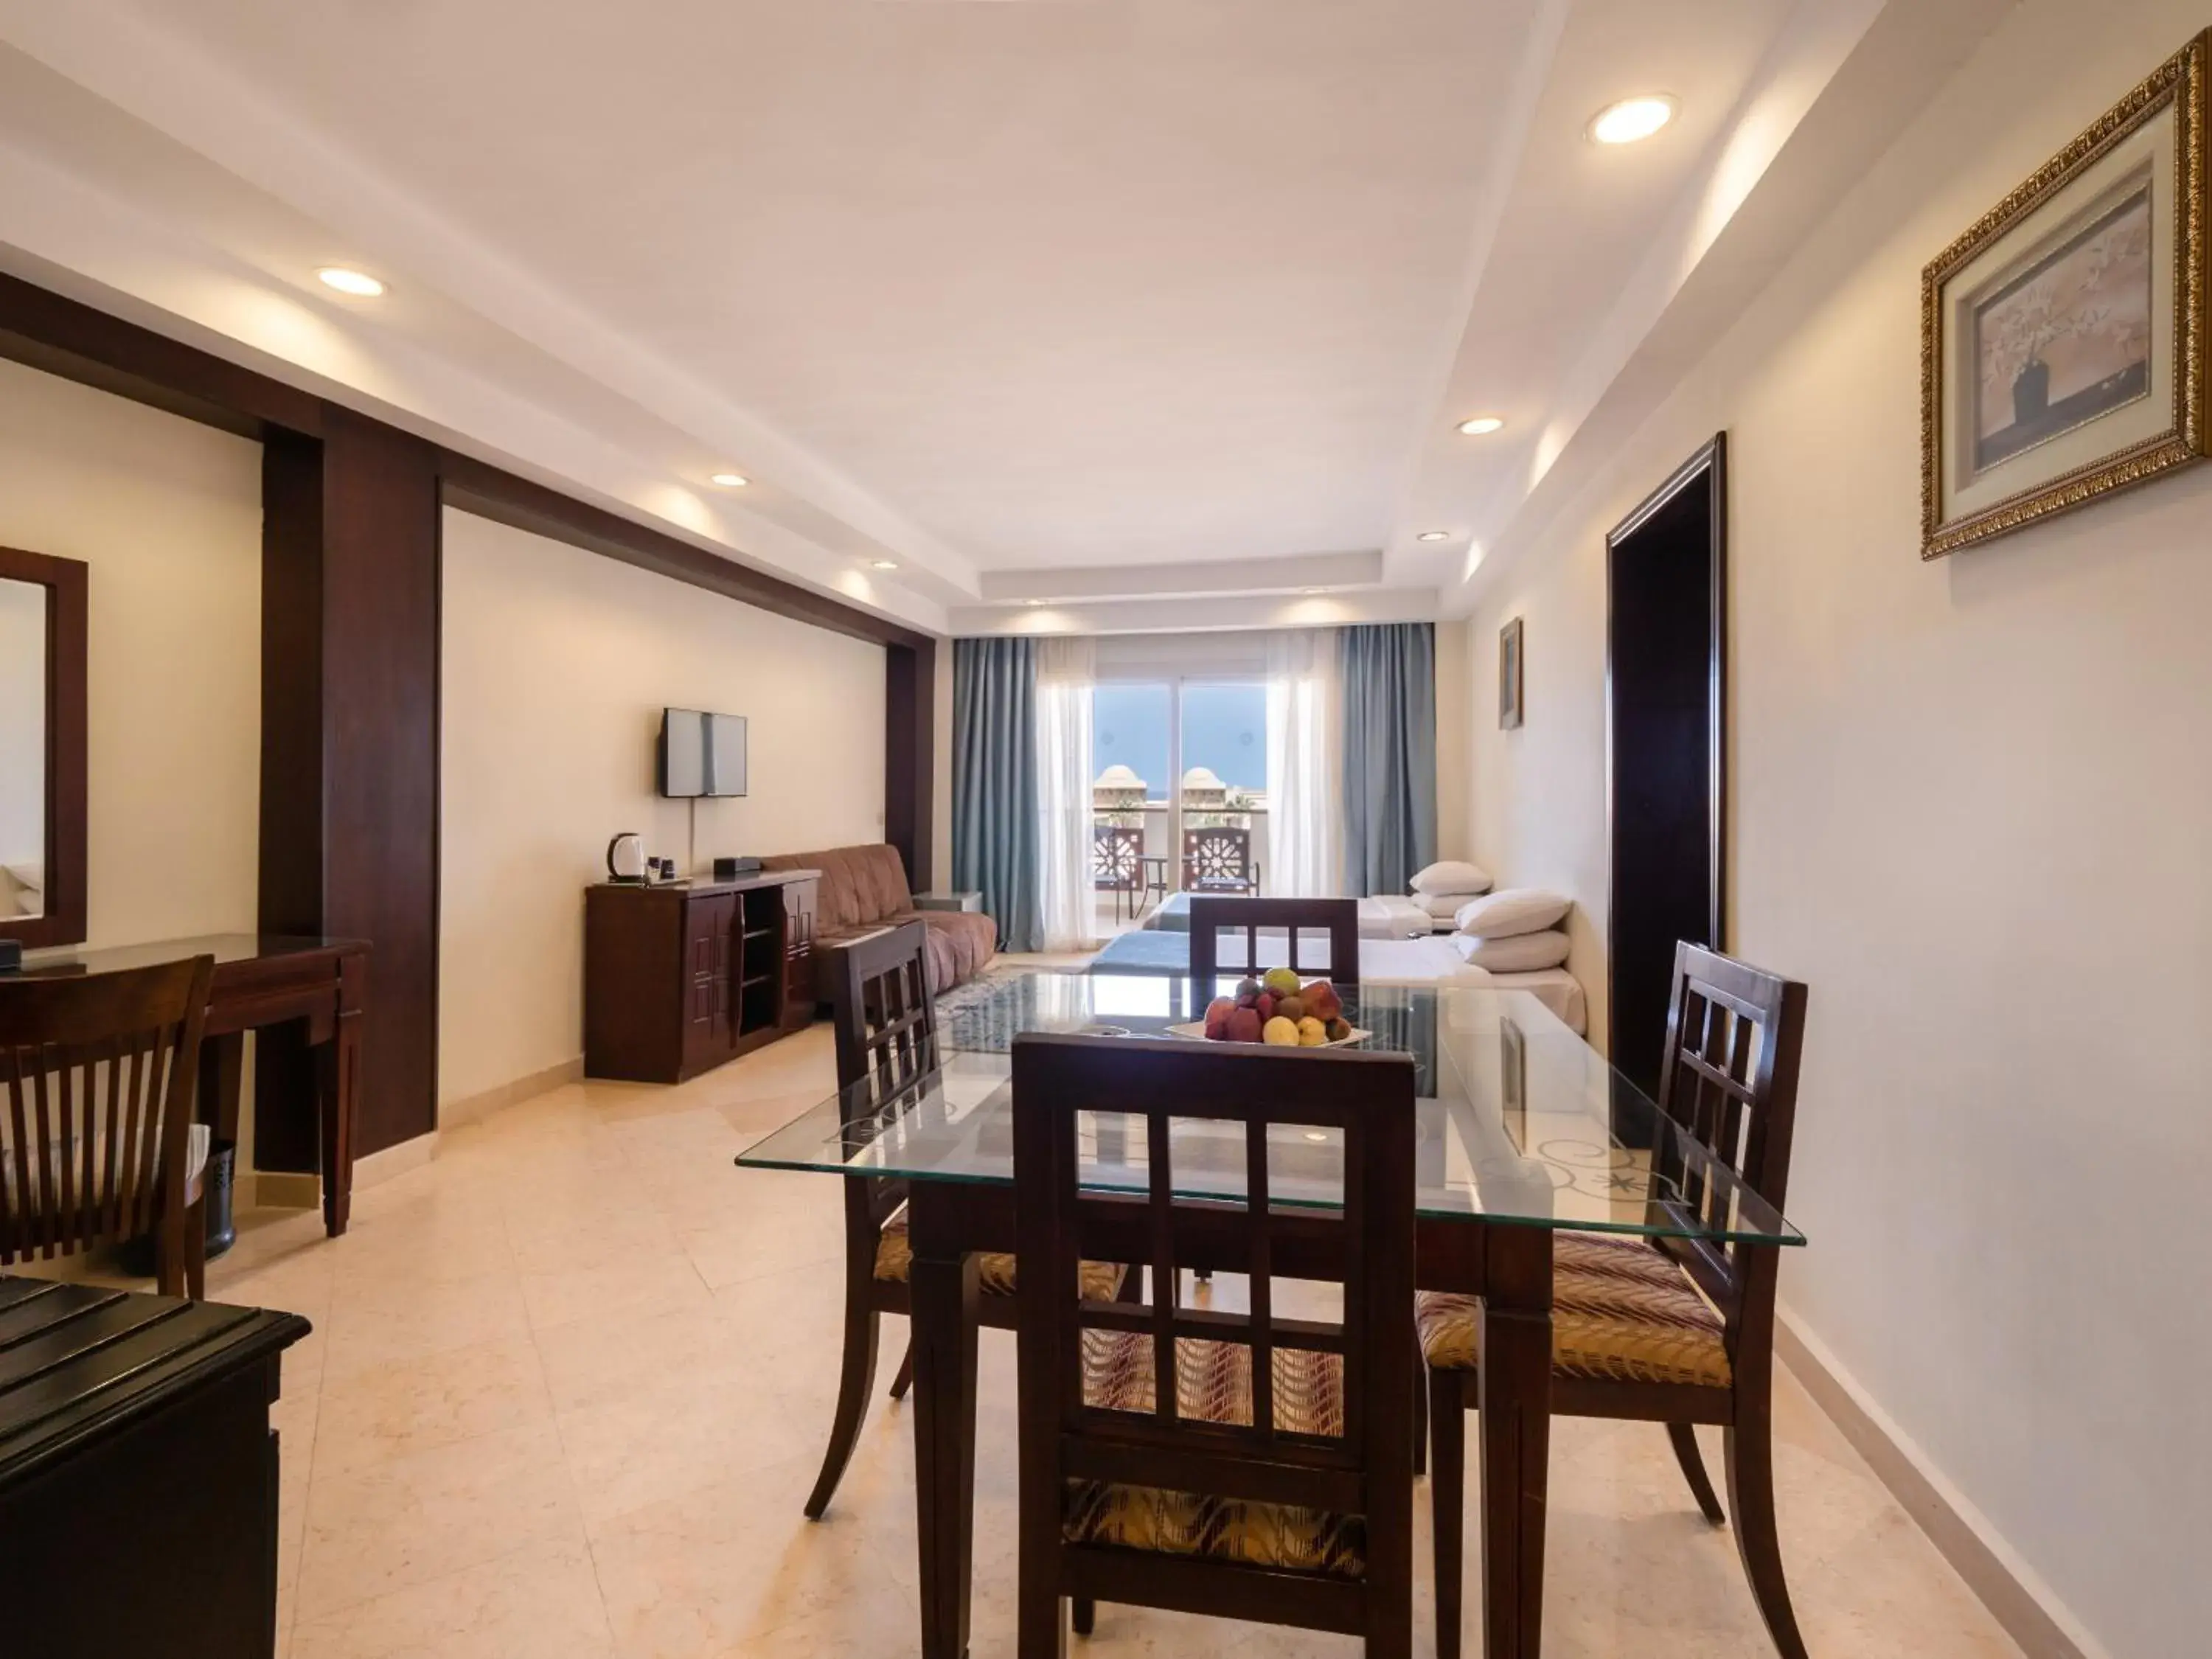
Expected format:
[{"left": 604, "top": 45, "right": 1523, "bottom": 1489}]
[{"left": 0, "top": 0, "right": 2013, "bottom": 636}]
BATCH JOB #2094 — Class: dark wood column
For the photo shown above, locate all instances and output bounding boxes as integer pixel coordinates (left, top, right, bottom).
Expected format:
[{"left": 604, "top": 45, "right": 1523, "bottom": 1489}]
[
  {"left": 886, "top": 638, "right": 936, "bottom": 891},
  {"left": 260, "top": 409, "right": 442, "bottom": 1160}
]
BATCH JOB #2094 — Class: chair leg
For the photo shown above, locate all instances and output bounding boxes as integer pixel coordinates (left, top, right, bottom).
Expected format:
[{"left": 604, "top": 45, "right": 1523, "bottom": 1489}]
[
  {"left": 1725, "top": 1419, "right": 1809, "bottom": 1659},
  {"left": 1072, "top": 1597, "right": 1095, "bottom": 1635},
  {"left": 1667, "top": 1421, "right": 1726, "bottom": 1525},
  {"left": 803, "top": 1292, "right": 882, "bottom": 1520},
  {"left": 184, "top": 1198, "right": 208, "bottom": 1301},
  {"left": 153, "top": 1203, "right": 184, "bottom": 1299},
  {"left": 888, "top": 1339, "right": 914, "bottom": 1401},
  {"left": 1019, "top": 1584, "right": 1066, "bottom": 1658},
  {"left": 1428, "top": 1367, "right": 1466, "bottom": 1659}
]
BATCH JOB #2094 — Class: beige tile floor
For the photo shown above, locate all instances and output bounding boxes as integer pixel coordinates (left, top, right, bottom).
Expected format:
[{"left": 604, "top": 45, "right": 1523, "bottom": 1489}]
[{"left": 35, "top": 1023, "right": 2023, "bottom": 1658}]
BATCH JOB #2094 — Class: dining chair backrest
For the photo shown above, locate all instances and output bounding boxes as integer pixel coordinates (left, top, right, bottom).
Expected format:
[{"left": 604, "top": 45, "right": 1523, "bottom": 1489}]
[
  {"left": 1012, "top": 1032, "right": 1416, "bottom": 1560},
  {"left": 1189, "top": 897, "right": 1360, "bottom": 995},
  {"left": 0, "top": 956, "right": 215, "bottom": 1266},
  {"left": 828, "top": 922, "right": 939, "bottom": 1233},
  {"left": 1649, "top": 941, "right": 1808, "bottom": 1331}
]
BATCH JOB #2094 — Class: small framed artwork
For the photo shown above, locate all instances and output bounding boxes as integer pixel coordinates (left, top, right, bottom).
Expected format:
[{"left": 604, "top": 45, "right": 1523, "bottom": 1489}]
[
  {"left": 1498, "top": 616, "right": 1524, "bottom": 729},
  {"left": 1921, "top": 29, "right": 2208, "bottom": 557}
]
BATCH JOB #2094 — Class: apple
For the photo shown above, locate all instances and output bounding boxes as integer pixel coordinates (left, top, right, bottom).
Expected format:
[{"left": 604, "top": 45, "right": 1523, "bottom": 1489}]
[
  {"left": 1204, "top": 997, "right": 1235, "bottom": 1039},
  {"left": 1262, "top": 1015, "right": 1300, "bottom": 1046},
  {"left": 1301, "top": 980, "right": 1343, "bottom": 1021},
  {"left": 1255, "top": 992, "right": 1276, "bottom": 1022},
  {"left": 1262, "top": 967, "right": 1302, "bottom": 998},
  {"left": 1297, "top": 1017, "right": 1327, "bottom": 1047},
  {"left": 1225, "top": 1008, "right": 1264, "bottom": 1044}
]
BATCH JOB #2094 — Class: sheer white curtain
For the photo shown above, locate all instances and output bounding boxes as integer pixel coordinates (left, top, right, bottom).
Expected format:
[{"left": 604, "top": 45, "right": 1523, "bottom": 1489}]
[
  {"left": 1034, "top": 636, "right": 1097, "bottom": 951},
  {"left": 1265, "top": 628, "right": 1342, "bottom": 897}
]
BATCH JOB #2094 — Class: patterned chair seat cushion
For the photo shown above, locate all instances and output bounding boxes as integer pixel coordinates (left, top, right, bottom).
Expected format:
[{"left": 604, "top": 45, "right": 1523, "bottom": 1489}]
[
  {"left": 1415, "top": 1231, "right": 1732, "bottom": 1390},
  {"left": 872, "top": 1214, "right": 1125, "bottom": 1301},
  {"left": 1063, "top": 1329, "right": 1363, "bottom": 1579}
]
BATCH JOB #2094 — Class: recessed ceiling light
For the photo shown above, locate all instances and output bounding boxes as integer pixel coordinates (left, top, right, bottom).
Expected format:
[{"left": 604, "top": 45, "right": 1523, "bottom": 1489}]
[
  {"left": 1299, "top": 587, "right": 1326, "bottom": 595},
  {"left": 316, "top": 266, "right": 385, "bottom": 297},
  {"left": 869, "top": 560, "right": 900, "bottom": 571},
  {"left": 710, "top": 472, "right": 749, "bottom": 488},
  {"left": 1023, "top": 599, "right": 1045, "bottom": 607},
  {"left": 1589, "top": 96, "right": 1676, "bottom": 145},
  {"left": 1456, "top": 415, "right": 1505, "bottom": 437},
  {"left": 1416, "top": 531, "right": 1451, "bottom": 543}
]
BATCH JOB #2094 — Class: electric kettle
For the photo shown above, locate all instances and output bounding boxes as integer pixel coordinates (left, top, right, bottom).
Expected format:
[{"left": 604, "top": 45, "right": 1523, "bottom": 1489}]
[{"left": 606, "top": 832, "right": 647, "bottom": 883}]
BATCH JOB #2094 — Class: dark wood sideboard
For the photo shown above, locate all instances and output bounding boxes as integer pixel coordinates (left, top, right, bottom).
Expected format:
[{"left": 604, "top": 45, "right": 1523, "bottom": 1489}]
[
  {"left": 585, "top": 870, "right": 818, "bottom": 1084},
  {"left": 0, "top": 1276, "right": 310, "bottom": 1659}
]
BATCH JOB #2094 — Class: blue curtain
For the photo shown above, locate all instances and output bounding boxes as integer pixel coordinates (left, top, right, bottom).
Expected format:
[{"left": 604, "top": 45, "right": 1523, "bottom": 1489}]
[
  {"left": 952, "top": 638, "right": 1043, "bottom": 953},
  {"left": 1339, "top": 623, "right": 1437, "bottom": 896}
]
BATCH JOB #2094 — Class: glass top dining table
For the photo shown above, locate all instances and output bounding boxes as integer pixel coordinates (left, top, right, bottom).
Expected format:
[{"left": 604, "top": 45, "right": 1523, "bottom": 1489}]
[{"left": 739, "top": 970, "right": 1802, "bottom": 1248}]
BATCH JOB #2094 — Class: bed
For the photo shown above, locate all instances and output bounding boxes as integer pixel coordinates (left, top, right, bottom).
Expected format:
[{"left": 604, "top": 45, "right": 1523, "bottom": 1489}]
[
  {"left": 1141, "top": 890, "right": 1447, "bottom": 939},
  {"left": 1088, "top": 928, "right": 1585, "bottom": 1035}
]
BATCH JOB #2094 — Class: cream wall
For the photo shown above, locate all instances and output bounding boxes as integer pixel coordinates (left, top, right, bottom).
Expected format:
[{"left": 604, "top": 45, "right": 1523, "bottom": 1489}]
[
  {"left": 439, "top": 510, "right": 888, "bottom": 1108},
  {"left": 1461, "top": 4, "right": 2208, "bottom": 1653},
  {"left": 0, "top": 356, "right": 261, "bottom": 947}
]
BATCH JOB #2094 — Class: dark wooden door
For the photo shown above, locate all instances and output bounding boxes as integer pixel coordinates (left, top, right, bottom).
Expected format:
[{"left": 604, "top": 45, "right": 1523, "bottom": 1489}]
[
  {"left": 1606, "top": 434, "right": 1726, "bottom": 1099},
  {"left": 683, "top": 893, "right": 738, "bottom": 1071}
]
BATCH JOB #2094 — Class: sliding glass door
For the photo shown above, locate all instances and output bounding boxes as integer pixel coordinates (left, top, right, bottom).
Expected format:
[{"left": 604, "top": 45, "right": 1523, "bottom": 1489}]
[{"left": 1091, "top": 677, "right": 1268, "bottom": 928}]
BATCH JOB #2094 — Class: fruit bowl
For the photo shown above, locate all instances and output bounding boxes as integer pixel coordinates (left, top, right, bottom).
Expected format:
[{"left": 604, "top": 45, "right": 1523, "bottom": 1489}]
[
  {"left": 1180, "top": 973, "right": 1361, "bottom": 1048},
  {"left": 1164, "top": 1020, "right": 1371, "bottom": 1050}
]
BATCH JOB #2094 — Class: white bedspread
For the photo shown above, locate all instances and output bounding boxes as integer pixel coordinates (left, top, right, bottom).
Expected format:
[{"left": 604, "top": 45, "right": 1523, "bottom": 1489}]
[{"left": 1355, "top": 936, "right": 1586, "bottom": 1034}]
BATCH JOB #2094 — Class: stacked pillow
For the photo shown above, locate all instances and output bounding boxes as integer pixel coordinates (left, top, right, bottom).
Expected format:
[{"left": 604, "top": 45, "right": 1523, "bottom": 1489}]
[
  {"left": 1449, "top": 888, "right": 1572, "bottom": 972},
  {"left": 1408, "top": 860, "right": 1492, "bottom": 928}
]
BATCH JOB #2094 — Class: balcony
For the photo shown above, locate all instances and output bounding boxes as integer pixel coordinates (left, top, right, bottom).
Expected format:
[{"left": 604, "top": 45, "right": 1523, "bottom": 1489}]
[{"left": 1091, "top": 799, "right": 1270, "bottom": 939}]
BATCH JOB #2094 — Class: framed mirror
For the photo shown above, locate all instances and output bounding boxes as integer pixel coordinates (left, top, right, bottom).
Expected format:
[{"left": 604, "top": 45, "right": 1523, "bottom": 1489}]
[{"left": 0, "top": 546, "right": 87, "bottom": 948}]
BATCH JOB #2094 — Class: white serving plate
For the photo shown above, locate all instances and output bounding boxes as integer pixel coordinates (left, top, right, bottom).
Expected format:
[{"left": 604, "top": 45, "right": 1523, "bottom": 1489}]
[{"left": 1163, "top": 1021, "right": 1371, "bottom": 1050}]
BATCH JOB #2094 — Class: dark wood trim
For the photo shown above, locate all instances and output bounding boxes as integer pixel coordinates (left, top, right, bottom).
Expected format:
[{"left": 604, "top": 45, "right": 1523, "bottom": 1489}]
[
  {"left": 0, "top": 271, "right": 324, "bottom": 440},
  {"left": 437, "top": 454, "right": 929, "bottom": 651},
  {"left": 0, "top": 546, "right": 88, "bottom": 948},
  {"left": 1604, "top": 431, "right": 1728, "bottom": 1079},
  {"left": 884, "top": 639, "right": 936, "bottom": 887},
  {"left": 0, "top": 268, "right": 941, "bottom": 1159}
]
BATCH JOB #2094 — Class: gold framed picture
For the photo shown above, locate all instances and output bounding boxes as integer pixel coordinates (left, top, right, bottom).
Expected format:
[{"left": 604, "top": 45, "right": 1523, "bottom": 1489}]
[
  {"left": 1921, "top": 29, "right": 2208, "bottom": 558},
  {"left": 1498, "top": 616, "right": 1524, "bottom": 730}
]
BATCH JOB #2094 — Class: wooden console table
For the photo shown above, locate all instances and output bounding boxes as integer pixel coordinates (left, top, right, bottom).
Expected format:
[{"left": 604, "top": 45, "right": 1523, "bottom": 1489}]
[
  {"left": 585, "top": 870, "right": 818, "bottom": 1084},
  {"left": 0, "top": 1275, "right": 310, "bottom": 1658},
  {"left": 14, "top": 934, "right": 369, "bottom": 1238}
]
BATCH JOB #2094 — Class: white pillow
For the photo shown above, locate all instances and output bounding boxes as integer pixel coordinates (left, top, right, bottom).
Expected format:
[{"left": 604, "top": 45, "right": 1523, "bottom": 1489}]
[
  {"left": 1451, "top": 930, "right": 1571, "bottom": 972},
  {"left": 1453, "top": 888, "right": 1571, "bottom": 939},
  {"left": 1416, "top": 891, "right": 1470, "bottom": 919},
  {"left": 1410, "top": 860, "right": 1492, "bottom": 897}
]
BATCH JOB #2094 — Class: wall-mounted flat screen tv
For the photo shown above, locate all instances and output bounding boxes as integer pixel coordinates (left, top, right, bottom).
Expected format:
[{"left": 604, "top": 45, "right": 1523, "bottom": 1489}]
[{"left": 658, "top": 709, "right": 747, "bottom": 798}]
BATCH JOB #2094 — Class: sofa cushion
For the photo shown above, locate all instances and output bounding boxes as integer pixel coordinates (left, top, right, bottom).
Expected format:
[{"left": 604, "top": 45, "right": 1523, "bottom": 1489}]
[{"left": 758, "top": 844, "right": 912, "bottom": 933}]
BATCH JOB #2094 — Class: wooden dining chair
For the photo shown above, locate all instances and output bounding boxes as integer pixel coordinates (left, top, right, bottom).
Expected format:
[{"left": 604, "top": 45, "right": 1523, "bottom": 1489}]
[
  {"left": 803, "top": 922, "right": 1127, "bottom": 1520},
  {"left": 1416, "top": 942, "right": 1810, "bottom": 1659},
  {"left": 1012, "top": 1032, "right": 1419, "bottom": 1658},
  {"left": 1188, "top": 897, "right": 1361, "bottom": 997},
  {"left": 0, "top": 956, "right": 218, "bottom": 1300}
]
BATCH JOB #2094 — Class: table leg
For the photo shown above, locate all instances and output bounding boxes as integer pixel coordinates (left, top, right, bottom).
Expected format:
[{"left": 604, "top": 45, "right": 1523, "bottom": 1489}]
[
  {"left": 197, "top": 1032, "right": 246, "bottom": 1260},
  {"left": 908, "top": 1189, "right": 981, "bottom": 1659},
  {"left": 319, "top": 1001, "right": 361, "bottom": 1238},
  {"left": 1478, "top": 1225, "right": 1554, "bottom": 1658}
]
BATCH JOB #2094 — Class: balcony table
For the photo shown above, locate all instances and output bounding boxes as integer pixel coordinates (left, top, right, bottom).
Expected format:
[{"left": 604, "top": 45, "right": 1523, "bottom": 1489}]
[{"left": 737, "top": 971, "right": 1803, "bottom": 1659}]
